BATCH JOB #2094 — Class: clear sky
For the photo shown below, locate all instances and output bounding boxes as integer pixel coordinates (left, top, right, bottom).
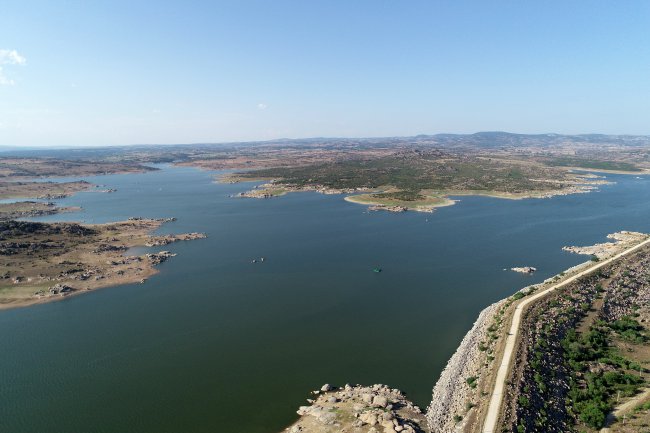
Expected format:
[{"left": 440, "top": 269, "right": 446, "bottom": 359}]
[{"left": 1, "top": 1, "right": 649, "bottom": 147}]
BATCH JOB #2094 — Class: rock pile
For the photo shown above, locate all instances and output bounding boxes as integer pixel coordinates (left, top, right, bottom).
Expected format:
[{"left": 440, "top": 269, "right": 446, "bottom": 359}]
[
  {"left": 285, "top": 383, "right": 428, "bottom": 433},
  {"left": 48, "top": 283, "right": 74, "bottom": 295},
  {"left": 145, "top": 251, "right": 176, "bottom": 265}
]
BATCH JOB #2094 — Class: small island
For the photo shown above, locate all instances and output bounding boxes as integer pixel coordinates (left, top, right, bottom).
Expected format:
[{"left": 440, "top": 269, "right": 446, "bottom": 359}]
[{"left": 510, "top": 266, "right": 537, "bottom": 274}]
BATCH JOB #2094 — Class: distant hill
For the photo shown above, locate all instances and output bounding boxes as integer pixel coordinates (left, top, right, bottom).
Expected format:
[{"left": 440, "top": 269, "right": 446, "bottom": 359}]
[{"left": 2, "top": 132, "right": 649, "bottom": 159}]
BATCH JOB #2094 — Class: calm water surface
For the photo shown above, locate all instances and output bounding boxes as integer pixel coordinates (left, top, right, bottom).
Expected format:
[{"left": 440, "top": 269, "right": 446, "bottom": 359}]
[{"left": 1, "top": 166, "right": 649, "bottom": 433}]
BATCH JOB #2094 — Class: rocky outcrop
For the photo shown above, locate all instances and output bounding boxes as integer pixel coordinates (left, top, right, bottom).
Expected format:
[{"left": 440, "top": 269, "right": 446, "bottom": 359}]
[
  {"left": 368, "top": 205, "right": 407, "bottom": 213},
  {"left": 511, "top": 266, "right": 537, "bottom": 274},
  {"left": 145, "top": 251, "right": 176, "bottom": 265},
  {"left": 127, "top": 216, "right": 177, "bottom": 223},
  {"left": 93, "top": 244, "right": 128, "bottom": 253},
  {"left": 285, "top": 383, "right": 428, "bottom": 433},
  {"left": 563, "top": 231, "right": 647, "bottom": 259},
  {"left": 48, "top": 283, "right": 74, "bottom": 295},
  {"left": 145, "top": 232, "right": 207, "bottom": 247}
]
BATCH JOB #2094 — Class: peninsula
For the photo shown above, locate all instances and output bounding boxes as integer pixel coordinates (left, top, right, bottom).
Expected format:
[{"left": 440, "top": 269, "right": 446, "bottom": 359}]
[
  {"left": 0, "top": 160, "right": 209, "bottom": 309},
  {"left": 0, "top": 218, "right": 206, "bottom": 309}
]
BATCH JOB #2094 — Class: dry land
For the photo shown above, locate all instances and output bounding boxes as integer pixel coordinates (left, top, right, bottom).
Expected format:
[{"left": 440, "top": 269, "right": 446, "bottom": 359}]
[
  {"left": 0, "top": 218, "right": 206, "bottom": 309},
  {"left": 0, "top": 201, "right": 80, "bottom": 220},
  {"left": 227, "top": 150, "right": 614, "bottom": 212},
  {"left": 0, "top": 180, "right": 94, "bottom": 199},
  {"left": 0, "top": 158, "right": 155, "bottom": 178}
]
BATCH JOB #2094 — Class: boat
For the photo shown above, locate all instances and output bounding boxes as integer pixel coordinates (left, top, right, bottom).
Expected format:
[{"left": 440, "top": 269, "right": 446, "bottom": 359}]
[{"left": 373, "top": 267, "right": 382, "bottom": 273}]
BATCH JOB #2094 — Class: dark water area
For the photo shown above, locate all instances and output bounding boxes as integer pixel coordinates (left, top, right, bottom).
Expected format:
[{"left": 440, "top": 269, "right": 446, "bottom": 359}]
[{"left": 1, "top": 166, "right": 649, "bottom": 433}]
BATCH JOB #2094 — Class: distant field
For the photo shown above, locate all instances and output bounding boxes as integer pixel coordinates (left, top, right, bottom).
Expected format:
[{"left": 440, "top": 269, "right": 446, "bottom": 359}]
[{"left": 545, "top": 157, "right": 642, "bottom": 172}]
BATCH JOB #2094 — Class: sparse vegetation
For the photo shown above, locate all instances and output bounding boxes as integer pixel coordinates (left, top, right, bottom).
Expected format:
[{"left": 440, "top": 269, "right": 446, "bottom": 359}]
[
  {"left": 545, "top": 157, "right": 641, "bottom": 172},
  {"left": 236, "top": 150, "right": 592, "bottom": 206},
  {"left": 563, "top": 323, "right": 645, "bottom": 429}
]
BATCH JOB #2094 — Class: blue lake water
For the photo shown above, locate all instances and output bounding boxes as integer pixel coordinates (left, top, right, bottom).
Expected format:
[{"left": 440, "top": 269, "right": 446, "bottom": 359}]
[{"left": 1, "top": 165, "right": 649, "bottom": 433}]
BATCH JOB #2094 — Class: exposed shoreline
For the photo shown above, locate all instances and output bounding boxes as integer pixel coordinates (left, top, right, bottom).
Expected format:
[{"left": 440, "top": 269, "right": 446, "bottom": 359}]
[
  {"left": 566, "top": 166, "right": 650, "bottom": 176},
  {"left": 232, "top": 181, "right": 605, "bottom": 214},
  {"left": 0, "top": 201, "right": 82, "bottom": 220},
  {"left": 219, "top": 166, "right": 615, "bottom": 213},
  {"left": 0, "top": 218, "right": 206, "bottom": 310}
]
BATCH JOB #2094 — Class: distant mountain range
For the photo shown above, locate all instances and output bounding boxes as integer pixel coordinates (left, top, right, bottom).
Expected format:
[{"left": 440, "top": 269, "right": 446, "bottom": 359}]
[{"left": 2, "top": 132, "right": 650, "bottom": 158}]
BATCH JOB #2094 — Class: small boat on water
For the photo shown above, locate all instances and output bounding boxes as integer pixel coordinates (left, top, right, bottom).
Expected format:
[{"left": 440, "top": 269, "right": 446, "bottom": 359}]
[{"left": 373, "top": 267, "right": 382, "bottom": 273}]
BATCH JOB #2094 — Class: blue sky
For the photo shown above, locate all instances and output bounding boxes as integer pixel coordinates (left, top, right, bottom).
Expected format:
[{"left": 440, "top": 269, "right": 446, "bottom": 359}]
[{"left": 1, "top": 1, "right": 649, "bottom": 147}]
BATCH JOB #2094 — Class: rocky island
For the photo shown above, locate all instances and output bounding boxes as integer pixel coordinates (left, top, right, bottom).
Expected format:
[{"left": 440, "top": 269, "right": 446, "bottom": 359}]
[{"left": 510, "top": 266, "right": 537, "bottom": 274}]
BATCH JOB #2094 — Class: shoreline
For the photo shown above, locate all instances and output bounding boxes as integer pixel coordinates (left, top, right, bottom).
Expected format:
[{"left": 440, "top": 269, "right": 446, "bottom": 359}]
[
  {"left": 234, "top": 182, "right": 603, "bottom": 214},
  {"left": 565, "top": 166, "right": 650, "bottom": 176},
  {"left": 281, "top": 231, "right": 649, "bottom": 433},
  {"left": 220, "top": 168, "right": 614, "bottom": 213},
  {"left": 343, "top": 193, "right": 457, "bottom": 213},
  {"left": 0, "top": 218, "right": 206, "bottom": 311}
]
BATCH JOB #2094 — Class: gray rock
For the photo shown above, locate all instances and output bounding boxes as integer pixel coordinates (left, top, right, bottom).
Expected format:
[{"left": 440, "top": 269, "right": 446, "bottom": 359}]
[
  {"left": 317, "top": 412, "right": 337, "bottom": 425},
  {"left": 372, "top": 395, "right": 388, "bottom": 408}
]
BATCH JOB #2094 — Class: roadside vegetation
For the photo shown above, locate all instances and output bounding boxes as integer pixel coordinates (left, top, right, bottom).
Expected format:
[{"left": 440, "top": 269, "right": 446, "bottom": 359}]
[
  {"left": 503, "top": 251, "right": 650, "bottom": 433},
  {"left": 563, "top": 319, "right": 646, "bottom": 429}
]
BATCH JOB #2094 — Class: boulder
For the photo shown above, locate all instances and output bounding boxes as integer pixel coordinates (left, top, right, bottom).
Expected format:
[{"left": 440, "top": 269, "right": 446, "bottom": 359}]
[{"left": 372, "top": 395, "right": 388, "bottom": 408}]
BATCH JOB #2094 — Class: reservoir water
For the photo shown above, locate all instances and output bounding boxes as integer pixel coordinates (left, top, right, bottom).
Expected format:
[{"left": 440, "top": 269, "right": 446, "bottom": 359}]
[{"left": 1, "top": 165, "right": 649, "bottom": 433}]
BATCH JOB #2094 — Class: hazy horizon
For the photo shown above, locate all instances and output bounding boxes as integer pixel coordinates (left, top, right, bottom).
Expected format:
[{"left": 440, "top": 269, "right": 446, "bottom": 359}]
[{"left": 2, "top": 130, "right": 650, "bottom": 151}]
